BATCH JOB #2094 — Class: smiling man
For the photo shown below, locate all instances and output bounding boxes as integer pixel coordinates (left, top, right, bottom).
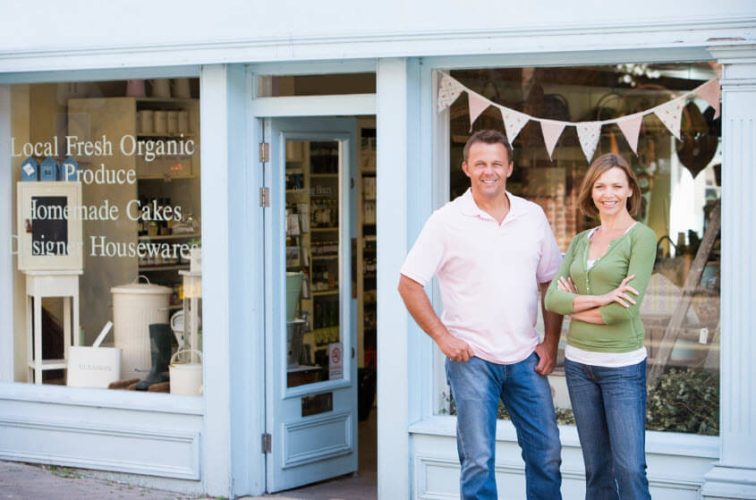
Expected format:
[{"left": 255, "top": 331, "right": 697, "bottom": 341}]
[{"left": 398, "top": 129, "right": 564, "bottom": 500}]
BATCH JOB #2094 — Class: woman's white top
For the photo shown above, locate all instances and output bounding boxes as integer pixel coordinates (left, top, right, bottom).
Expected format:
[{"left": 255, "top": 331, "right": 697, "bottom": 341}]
[{"left": 565, "top": 224, "right": 647, "bottom": 368}]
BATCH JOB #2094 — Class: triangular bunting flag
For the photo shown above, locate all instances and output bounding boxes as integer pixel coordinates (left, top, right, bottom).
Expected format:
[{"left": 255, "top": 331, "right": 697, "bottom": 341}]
[
  {"left": 695, "top": 79, "right": 721, "bottom": 119},
  {"left": 437, "top": 73, "right": 465, "bottom": 112},
  {"left": 468, "top": 91, "right": 490, "bottom": 130},
  {"left": 576, "top": 122, "right": 602, "bottom": 163},
  {"left": 500, "top": 107, "right": 530, "bottom": 143},
  {"left": 654, "top": 98, "right": 685, "bottom": 140},
  {"left": 540, "top": 120, "right": 566, "bottom": 160},
  {"left": 616, "top": 113, "right": 644, "bottom": 155}
]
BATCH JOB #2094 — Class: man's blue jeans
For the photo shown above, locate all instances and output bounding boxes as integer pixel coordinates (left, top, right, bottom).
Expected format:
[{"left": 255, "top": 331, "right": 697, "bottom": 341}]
[
  {"left": 564, "top": 358, "right": 651, "bottom": 500},
  {"left": 446, "top": 353, "right": 562, "bottom": 500}
]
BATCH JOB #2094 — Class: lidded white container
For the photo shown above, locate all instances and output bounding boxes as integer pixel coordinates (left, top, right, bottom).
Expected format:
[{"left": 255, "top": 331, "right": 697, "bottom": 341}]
[{"left": 111, "top": 280, "right": 172, "bottom": 379}]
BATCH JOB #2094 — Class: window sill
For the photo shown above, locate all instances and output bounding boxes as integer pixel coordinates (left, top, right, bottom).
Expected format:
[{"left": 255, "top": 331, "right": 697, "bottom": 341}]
[
  {"left": 0, "top": 382, "right": 204, "bottom": 415},
  {"left": 410, "top": 415, "right": 719, "bottom": 459}
]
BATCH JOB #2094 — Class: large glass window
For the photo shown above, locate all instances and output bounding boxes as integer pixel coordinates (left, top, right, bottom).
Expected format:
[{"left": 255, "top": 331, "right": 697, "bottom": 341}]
[
  {"left": 8, "top": 77, "right": 203, "bottom": 396},
  {"left": 438, "top": 63, "right": 721, "bottom": 435}
]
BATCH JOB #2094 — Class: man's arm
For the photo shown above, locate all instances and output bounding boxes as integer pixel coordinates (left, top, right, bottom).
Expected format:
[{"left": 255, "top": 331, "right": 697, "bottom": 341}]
[
  {"left": 535, "top": 281, "right": 564, "bottom": 375},
  {"left": 397, "top": 274, "right": 474, "bottom": 362}
]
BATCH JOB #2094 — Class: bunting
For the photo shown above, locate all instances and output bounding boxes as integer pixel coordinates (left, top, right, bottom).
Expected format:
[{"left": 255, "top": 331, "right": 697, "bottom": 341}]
[
  {"left": 467, "top": 92, "right": 491, "bottom": 131},
  {"left": 501, "top": 107, "right": 530, "bottom": 143},
  {"left": 541, "top": 120, "right": 566, "bottom": 160},
  {"left": 695, "top": 79, "right": 721, "bottom": 119},
  {"left": 436, "top": 72, "right": 721, "bottom": 163},
  {"left": 654, "top": 99, "right": 685, "bottom": 140},
  {"left": 437, "top": 73, "right": 465, "bottom": 112},
  {"left": 576, "top": 122, "right": 603, "bottom": 163},
  {"left": 617, "top": 113, "right": 644, "bottom": 155}
]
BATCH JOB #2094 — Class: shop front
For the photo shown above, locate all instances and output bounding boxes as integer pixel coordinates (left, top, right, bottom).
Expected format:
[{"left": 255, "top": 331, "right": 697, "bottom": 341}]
[{"left": 1, "top": 3, "right": 755, "bottom": 499}]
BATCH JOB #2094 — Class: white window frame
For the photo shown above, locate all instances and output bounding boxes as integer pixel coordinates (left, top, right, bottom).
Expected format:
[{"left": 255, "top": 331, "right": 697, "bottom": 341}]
[{"left": 414, "top": 50, "right": 721, "bottom": 461}]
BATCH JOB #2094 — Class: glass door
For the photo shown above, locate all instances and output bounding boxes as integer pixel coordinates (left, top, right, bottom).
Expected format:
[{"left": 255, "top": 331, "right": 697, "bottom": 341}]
[{"left": 264, "top": 117, "right": 358, "bottom": 492}]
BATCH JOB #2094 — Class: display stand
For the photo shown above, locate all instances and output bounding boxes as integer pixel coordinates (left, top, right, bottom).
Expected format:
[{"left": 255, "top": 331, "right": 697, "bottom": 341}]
[
  {"left": 179, "top": 270, "right": 202, "bottom": 363},
  {"left": 25, "top": 270, "right": 82, "bottom": 384}
]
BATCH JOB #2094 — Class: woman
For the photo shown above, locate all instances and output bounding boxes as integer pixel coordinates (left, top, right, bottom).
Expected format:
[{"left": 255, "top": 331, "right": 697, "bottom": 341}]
[{"left": 545, "top": 153, "right": 656, "bottom": 500}]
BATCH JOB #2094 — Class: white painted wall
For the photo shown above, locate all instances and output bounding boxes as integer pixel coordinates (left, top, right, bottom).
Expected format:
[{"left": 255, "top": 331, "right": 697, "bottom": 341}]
[
  {"left": 0, "top": 2, "right": 753, "bottom": 72},
  {"left": 0, "top": 0, "right": 753, "bottom": 51}
]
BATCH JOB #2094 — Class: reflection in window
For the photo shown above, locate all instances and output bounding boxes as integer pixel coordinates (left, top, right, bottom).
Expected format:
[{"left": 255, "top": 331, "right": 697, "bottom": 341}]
[
  {"left": 441, "top": 63, "right": 721, "bottom": 435},
  {"left": 10, "top": 78, "right": 203, "bottom": 395}
]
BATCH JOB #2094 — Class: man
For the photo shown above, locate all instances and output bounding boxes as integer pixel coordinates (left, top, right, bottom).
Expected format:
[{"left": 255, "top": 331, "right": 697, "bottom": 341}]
[{"left": 398, "top": 129, "right": 564, "bottom": 499}]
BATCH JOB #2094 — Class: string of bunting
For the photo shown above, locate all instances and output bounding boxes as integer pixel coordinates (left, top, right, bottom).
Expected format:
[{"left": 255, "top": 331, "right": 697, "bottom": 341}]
[{"left": 437, "top": 72, "right": 721, "bottom": 163}]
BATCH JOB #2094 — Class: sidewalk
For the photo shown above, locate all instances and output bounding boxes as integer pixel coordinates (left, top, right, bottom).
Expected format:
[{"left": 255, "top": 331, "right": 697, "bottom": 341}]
[
  {"left": 0, "top": 460, "right": 203, "bottom": 500},
  {"left": 0, "top": 460, "right": 351, "bottom": 500}
]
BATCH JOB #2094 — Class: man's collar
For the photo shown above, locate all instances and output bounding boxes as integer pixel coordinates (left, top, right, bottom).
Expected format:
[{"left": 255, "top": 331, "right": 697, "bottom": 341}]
[{"left": 459, "top": 188, "right": 519, "bottom": 220}]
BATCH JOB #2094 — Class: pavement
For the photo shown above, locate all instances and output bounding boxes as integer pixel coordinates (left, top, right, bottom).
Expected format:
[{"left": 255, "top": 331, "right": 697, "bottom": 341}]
[
  {"left": 0, "top": 460, "right": 205, "bottom": 499},
  {"left": 0, "top": 459, "right": 374, "bottom": 500}
]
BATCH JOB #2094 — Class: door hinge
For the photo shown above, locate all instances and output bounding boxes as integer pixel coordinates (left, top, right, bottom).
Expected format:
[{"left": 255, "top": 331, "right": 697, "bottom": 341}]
[
  {"left": 259, "top": 142, "right": 270, "bottom": 163},
  {"left": 260, "top": 187, "right": 270, "bottom": 208},
  {"left": 262, "top": 433, "right": 272, "bottom": 454}
]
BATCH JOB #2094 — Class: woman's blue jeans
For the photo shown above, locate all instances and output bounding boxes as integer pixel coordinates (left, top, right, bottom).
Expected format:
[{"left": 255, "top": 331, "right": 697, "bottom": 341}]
[
  {"left": 446, "top": 353, "right": 562, "bottom": 500},
  {"left": 564, "top": 358, "right": 651, "bottom": 500}
]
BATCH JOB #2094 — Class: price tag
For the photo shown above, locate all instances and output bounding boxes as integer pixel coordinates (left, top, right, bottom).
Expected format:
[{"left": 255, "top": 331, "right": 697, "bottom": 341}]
[{"left": 699, "top": 328, "right": 709, "bottom": 345}]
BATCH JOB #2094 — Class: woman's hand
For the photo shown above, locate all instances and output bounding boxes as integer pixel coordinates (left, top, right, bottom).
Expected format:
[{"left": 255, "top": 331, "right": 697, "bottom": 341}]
[
  {"left": 557, "top": 276, "right": 577, "bottom": 293},
  {"left": 601, "top": 275, "right": 639, "bottom": 308}
]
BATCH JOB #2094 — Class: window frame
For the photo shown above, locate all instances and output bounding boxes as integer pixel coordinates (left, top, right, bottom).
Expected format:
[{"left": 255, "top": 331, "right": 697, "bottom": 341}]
[{"left": 416, "top": 50, "right": 721, "bottom": 460}]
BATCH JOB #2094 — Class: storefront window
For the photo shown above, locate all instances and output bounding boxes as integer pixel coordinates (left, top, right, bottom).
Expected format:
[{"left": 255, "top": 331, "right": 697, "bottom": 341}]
[
  {"left": 438, "top": 64, "right": 721, "bottom": 435},
  {"left": 8, "top": 78, "right": 203, "bottom": 396}
]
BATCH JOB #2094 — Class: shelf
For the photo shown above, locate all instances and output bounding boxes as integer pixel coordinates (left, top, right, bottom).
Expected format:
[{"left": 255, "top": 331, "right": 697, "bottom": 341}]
[
  {"left": 311, "top": 174, "right": 339, "bottom": 178},
  {"left": 363, "top": 235, "right": 376, "bottom": 241},
  {"left": 312, "top": 227, "right": 339, "bottom": 232},
  {"left": 28, "top": 359, "right": 67, "bottom": 370},
  {"left": 139, "top": 264, "right": 190, "bottom": 272},
  {"left": 312, "top": 290, "right": 339, "bottom": 297},
  {"left": 139, "top": 232, "right": 200, "bottom": 241},
  {"left": 312, "top": 255, "right": 338, "bottom": 260}
]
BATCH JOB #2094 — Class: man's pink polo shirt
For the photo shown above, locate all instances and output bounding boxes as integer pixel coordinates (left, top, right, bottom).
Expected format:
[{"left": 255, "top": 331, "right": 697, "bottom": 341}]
[{"left": 400, "top": 189, "right": 562, "bottom": 365}]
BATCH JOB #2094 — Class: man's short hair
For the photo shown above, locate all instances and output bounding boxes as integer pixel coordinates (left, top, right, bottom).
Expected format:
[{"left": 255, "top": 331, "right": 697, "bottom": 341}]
[{"left": 463, "top": 129, "right": 513, "bottom": 164}]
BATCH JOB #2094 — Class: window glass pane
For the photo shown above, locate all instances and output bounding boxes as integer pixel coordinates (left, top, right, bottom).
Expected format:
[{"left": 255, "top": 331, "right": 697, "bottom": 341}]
[
  {"left": 286, "top": 139, "right": 344, "bottom": 387},
  {"left": 10, "top": 78, "right": 203, "bottom": 396},
  {"left": 257, "top": 73, "right": 376, "bottom": 97},
  {"left": 440, "top": 63, "right": 721, "bottom": 435}
]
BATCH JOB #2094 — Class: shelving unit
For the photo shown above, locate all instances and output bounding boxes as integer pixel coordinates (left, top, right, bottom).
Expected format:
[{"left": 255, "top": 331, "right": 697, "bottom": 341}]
[{"left": 67, "top": 95, "right": 201, "bottom": 341}]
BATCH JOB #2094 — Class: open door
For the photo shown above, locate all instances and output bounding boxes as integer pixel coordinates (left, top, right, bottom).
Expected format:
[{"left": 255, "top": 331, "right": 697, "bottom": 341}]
[{"left": 263, "top": 117, "right": 358, "bottom": 492}]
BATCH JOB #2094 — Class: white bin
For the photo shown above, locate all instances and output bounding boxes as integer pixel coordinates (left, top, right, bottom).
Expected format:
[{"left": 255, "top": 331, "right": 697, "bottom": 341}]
[{"left": 111, "top": 281, "right": 172, "bottom": 379}]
